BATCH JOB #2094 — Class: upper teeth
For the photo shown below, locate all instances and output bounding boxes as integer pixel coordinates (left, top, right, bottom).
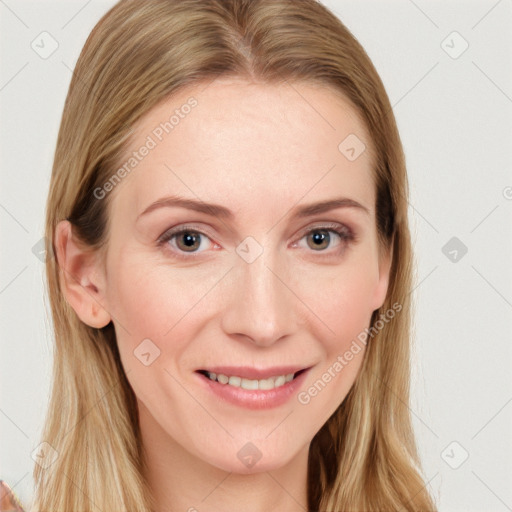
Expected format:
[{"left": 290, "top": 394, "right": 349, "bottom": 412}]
[{"left": 205, "top": 372, "right": 295, "bottom": 390}]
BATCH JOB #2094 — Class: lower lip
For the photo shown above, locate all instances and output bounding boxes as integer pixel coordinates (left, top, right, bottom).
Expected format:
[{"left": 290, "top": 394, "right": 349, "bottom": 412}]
[{"left": 195, "top": 369, "right": 310, "bottom": 410}]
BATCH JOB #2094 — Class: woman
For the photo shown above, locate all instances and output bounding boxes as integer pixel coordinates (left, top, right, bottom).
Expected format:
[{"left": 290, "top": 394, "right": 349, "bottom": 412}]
[{"left": 33, "top": 0, "right": 437, "bottom": 510}]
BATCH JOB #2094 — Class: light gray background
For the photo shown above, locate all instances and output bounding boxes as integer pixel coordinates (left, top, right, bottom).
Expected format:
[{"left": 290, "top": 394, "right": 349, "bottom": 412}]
[{"left": 1, "top": 1, "right": 511, "bottom": 510}]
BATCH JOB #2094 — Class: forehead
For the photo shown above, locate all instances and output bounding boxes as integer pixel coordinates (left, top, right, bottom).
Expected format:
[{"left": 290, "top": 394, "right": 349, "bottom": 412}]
[{"left": 109, "top": 77, "right": 376, "bottom": 225}]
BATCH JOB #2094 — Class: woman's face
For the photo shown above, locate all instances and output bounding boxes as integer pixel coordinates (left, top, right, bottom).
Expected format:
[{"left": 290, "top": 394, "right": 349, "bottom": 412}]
[{"left": 98, "top": 78, "right": 391, "bottom": 473}]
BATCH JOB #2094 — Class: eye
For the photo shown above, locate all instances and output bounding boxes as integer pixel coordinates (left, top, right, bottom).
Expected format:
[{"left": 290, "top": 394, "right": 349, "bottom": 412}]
[
  {"left": 157, "top": 222, "right": 355, "bottom": 260},
  {"left": 157, "top": 225, "right": 216, "bottom": 257},
  {"left": 294, "top": 223, "right": 354, "bottom": 254}
]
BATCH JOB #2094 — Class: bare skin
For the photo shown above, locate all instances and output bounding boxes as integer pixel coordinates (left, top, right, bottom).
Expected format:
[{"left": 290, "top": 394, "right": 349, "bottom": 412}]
[{"left": 55, "top": 77, "right": 391, "bottom": 512}]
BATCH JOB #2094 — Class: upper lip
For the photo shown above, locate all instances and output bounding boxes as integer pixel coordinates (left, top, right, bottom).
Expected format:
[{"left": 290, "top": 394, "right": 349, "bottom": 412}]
[{"left": 197, "top": 365, "right": 310, "bottom": 380}]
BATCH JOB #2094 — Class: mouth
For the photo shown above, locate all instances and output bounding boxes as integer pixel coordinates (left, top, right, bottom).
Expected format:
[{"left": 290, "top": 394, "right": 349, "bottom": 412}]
[{"left": 196, "top": 367, "right": 309, "bottom": 391}]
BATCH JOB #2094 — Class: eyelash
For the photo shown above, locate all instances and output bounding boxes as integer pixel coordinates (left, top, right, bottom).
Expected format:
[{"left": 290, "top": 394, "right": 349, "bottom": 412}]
[{"left": 157, "top": 222, "right": 356, "bottom": 260}]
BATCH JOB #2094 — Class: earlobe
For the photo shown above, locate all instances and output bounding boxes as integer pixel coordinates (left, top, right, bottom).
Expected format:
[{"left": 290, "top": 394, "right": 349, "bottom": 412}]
[{"left": 54, "top": 220, "right": 111, "bottom": 328}]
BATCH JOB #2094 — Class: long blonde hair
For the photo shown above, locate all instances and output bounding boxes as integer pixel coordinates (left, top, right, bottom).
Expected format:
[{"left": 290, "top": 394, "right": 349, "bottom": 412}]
[{"left": 34, "top": 0, "right": 437, "bottom": 510}]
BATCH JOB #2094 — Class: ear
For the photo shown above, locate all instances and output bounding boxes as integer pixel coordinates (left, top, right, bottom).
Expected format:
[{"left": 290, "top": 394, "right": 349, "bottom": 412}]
[
  {"left": 371, "top": 236, "right": 394, "bottom": 311},
  {"left": 54, "top": 220, "right": 111, "bottom": 328}
]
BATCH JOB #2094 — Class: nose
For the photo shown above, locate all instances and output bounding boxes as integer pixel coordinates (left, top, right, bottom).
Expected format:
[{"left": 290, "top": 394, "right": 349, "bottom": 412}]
[{"left": 220, "top": 246, "right": 295, "bottom": 347}]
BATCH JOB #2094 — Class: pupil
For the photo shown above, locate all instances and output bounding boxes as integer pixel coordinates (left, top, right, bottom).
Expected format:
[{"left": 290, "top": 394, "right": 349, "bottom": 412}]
[
  {"left": 182, "top": 232, "right": 198, "bottom": 249},
  {"left": 310, "top": 230, "right": 329, "bottom": 249}
]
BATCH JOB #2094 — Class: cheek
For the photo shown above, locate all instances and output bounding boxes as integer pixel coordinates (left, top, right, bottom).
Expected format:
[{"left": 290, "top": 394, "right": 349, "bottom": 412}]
[
  {"left": 105, "top": 259, "right": 214, "bottom": 413},
  {"left": 108, "top": 242, "right": 380, "bottom": 364},
  {"left": 293, "top": 258, "right": 378, "bottom": 416},
  {"left": 300, "top": 251, "right": 380, "bottom": 343},
  {"left": 304, "top": 253, "right": 378, "bottom": 355},
  {"left": 106, "top": 257, "right": 222, "bottom": 363}
]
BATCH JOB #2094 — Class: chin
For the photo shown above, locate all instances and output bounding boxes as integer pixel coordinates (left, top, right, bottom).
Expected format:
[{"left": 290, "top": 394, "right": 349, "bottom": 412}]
[{"left": 199, "top": 437, "right": 305, "bottom": 475}]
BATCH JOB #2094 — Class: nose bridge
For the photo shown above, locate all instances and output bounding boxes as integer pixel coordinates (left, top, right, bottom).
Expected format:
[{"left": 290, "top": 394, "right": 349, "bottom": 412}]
[{"left": 221, "top": 241, "right": 293, "bottom": 346}]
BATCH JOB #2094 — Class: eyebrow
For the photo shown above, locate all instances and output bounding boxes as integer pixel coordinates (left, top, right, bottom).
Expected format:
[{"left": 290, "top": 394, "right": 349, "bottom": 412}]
[{"left": 137, "top": 195, "right": 370, "bottom": 221}]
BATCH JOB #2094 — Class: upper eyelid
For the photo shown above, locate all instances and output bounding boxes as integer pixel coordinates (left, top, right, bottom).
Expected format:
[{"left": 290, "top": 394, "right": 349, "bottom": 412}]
[{"left": 158, "top": 223, "right": 216, "bottom": 244}]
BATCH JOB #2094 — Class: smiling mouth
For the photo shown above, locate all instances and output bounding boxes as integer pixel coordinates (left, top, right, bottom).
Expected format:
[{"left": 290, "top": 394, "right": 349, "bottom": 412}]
[{"left": 196, "top": 368, "right": 308, "bottom": 391}]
